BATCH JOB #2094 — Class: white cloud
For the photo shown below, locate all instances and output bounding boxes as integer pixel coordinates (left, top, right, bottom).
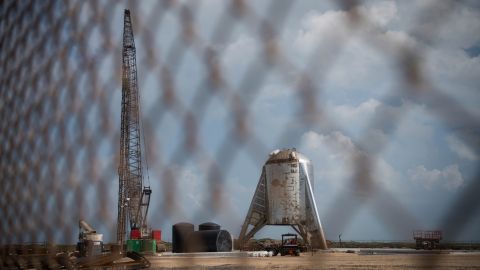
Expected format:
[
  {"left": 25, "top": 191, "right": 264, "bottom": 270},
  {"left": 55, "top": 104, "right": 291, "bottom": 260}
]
[
  {"left": 294, "top": 1, "right": 398, "bottom": 54},
  {"left": 300, "top": 131, "right": 356, "bottom": 192},
  {"left": 379, "top": 30, "right": 418, "bottom": 57},
  {"left": 292, "top": 8, "right": 406, "bottom": 102},
  {"left": 358, "top": 1, "right": 397, "bottom": 27},
  {"left": 408, "top": 164, "right": 464, "bottom": 191},
  {"left": 255, "top": 83, "right": 293, "bottom": 105},
  {"left": 427, "top": 47, "right": 480, "bottom": 84},
  {"left": 222, "top": 35, "right": 258, "bottom": 70},
  {"left": 300, "top": 130, "right": 401, "bottom": 192},
  {"left": 394, "top": 103, "right": 434, "bottom": 139},
  {"left": 373, "top": 157, "right": 402, "bottom": 191},
  {"left": 173, "top": 165, "right": 204, "bottom": 211},
  {"left": 424, "top": 47, "right": 480, "bottom": 115},
  {"left": 331, "top": 99, "right": 381, "bottom": 122},
  {"left": 142, "top": 1, "right": 479, "bottom": 241},
  {"left": 164, "top": 163, "right": 248, "bottom": 229},
  {"left": 302, "top": 130, "right": 357, "bottom": 160},
  {"left": 293, "top": 9, "right": 351, "bottom": 57},
  {"left": 411, "top": 2, "right": 480, "bottom": 49},
  {"left": 446, "top": 135, "right": 478, "bottom": 161}
]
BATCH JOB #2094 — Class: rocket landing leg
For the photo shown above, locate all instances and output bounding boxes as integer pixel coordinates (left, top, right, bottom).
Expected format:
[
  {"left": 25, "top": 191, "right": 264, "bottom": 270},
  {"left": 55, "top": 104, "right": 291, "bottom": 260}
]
[{"left": 238, "top": 169, "right": 268, "bottom": 248}]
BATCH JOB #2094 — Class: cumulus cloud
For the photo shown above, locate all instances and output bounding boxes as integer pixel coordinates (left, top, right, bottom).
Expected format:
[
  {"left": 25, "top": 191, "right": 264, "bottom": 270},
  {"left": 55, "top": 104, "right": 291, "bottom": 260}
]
[
  {"left": 171, "top": 165, "right": 204, "bottom": 213},
  {"left": 302, "top": 130, "right": 353, "bottom": 151},
  {"left": 174, "top": 162, "right": 250, "bottom": 213},
  {"left": 221, "top": 34, "right": 259, "bottom": 82},
  {"left": 408, "top": 164, "right": 464, "bottom": 190},
  {"left": 373, "top": 157, "right": 402, "bottom": 192},
  {"left": 144, "top": 0, "right": 478, "bottom": 240},
  {"left": 300, "top": 131, "right": 357, "bottom": 194},
  {"left": 254, "top": 83, "right": 294, "bottom": 108},
  {"left": 446, "top": 135, "right": 478, "bottom": 161},
  {"left": 330, "top": 99, "right": 381, "bottom": 125},
  {"left": 358, "top": 1, "right": 398, "bottom": 27},
  {"left": 294, "top": 9, "right": 351, "bottom": 54},
  {"left": 294, "top": 1, "right": 398, "bottom": 54},
  {"left": 424, "top": 47, "right": 480, "bottom": 115},
  {"left": 290, "top": 2, "right": 413, "bottom": 104},
  {"left": 222, "top": 35, "right": 257, "bottom": 65},
  {"left": 300, "top": 130, "right": 402, "bottom": 192},
  {"left": 406, "top": 1, "right": 480, "bottom": 49}
]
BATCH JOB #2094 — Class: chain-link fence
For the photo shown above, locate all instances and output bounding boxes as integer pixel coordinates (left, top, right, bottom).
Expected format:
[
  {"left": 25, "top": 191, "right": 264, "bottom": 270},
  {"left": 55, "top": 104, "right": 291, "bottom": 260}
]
[{"left": 1, "top": 0, "right": 479, "bottom": 268}]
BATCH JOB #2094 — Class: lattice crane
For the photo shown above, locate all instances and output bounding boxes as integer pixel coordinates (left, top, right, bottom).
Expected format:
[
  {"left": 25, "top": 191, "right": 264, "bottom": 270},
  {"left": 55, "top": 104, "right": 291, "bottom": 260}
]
[{"left": 117, "top": 9, "right": 151, "bottom": 250}]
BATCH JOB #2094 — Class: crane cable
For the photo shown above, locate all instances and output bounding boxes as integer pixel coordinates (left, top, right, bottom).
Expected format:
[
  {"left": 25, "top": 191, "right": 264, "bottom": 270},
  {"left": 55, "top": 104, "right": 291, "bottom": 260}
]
[{"left": 139, "top": 92, "right": 151, "bottom": 189}]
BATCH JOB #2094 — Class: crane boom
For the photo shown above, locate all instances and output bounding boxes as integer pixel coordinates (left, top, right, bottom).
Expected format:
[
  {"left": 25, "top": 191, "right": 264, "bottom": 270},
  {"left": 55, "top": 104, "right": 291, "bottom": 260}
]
[{"left": 117, "top": 9, "right": 150, "bottom": 248}]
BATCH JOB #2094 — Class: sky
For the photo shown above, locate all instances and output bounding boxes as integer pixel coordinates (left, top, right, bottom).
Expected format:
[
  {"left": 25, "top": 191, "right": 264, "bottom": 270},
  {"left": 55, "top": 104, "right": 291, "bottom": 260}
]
[
  {"left": 27, "top": 0, "right": 479, "bottom": 244},
  {"left": 111, "top": 0, "right": 480, "bottom": 243}
]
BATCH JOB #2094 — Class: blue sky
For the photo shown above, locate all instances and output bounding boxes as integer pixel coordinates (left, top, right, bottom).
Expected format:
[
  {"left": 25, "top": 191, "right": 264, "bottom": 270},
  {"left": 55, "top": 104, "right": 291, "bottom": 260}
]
[{"left": 62, "top": 0, "right": 480, "bottom": 243}]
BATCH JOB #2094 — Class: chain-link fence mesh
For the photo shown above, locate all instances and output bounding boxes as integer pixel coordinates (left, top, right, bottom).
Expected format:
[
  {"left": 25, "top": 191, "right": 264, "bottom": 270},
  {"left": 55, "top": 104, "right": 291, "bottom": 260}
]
[{"left": 1, "top": 0, "right": 479, "bottom": 268}]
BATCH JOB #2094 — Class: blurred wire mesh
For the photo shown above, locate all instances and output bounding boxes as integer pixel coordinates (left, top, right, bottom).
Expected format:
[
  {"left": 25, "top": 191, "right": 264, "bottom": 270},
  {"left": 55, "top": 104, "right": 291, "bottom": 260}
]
[{"left": 1, "top": 0, "right": 479, "bottom": 268}]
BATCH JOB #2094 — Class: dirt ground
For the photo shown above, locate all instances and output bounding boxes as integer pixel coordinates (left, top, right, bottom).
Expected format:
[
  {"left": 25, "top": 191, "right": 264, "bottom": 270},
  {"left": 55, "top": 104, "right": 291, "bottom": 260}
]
[{"left": 146, "top": 252, "right": 480, "bottom": 269}]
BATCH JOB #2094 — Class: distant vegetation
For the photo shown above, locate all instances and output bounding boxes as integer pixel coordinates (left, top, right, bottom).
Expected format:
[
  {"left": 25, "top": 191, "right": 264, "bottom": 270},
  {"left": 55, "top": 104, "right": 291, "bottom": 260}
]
[
  {"left": 328, "top": 240, "right": 480, "bottom": 250},
  {"left": 237, "top": 238, "right": 480, "bottom": 251},
  {"left": 1, "top": 240, "right": 479, "bottom": 256}
]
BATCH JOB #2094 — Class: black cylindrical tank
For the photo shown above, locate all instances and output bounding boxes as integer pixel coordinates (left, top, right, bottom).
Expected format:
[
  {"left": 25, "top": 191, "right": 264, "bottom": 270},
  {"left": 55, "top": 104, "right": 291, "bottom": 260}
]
[
  {"left": 198, "top": 222, "right": 221, "bottom": 231},
  {"left": 172, "top": 222, "right": 194, "bottom": 253},
  {"left": 188, "top": 229, "right": 232, "bottom": 252}
]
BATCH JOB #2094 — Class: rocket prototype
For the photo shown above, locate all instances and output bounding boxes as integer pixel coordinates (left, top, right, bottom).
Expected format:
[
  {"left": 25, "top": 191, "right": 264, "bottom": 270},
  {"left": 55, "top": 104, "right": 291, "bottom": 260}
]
[{"left": 238, "top": 148, "right": 327, "bottom": 249}]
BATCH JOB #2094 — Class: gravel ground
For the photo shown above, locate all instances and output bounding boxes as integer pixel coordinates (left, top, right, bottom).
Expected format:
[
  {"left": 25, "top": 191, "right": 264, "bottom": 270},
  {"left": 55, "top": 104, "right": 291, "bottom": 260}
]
[{"left": 146, "top": 251, "right": 480, "bottom": 269}]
